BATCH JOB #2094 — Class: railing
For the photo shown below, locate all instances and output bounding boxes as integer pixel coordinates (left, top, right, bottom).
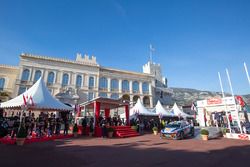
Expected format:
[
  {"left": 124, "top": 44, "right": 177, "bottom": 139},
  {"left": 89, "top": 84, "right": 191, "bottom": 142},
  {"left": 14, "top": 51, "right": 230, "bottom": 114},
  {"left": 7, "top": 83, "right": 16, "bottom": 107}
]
[{"left": 16, "top": 79, "right": 33, "bottom": 85}]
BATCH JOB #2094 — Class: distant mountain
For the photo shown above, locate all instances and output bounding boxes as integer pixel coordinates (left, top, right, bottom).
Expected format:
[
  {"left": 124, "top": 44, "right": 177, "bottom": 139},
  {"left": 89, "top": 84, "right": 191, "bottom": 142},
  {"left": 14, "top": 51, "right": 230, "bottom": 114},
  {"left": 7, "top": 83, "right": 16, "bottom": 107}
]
[{"left": 170, "top": 87, "right": 250, "bottom": 106}]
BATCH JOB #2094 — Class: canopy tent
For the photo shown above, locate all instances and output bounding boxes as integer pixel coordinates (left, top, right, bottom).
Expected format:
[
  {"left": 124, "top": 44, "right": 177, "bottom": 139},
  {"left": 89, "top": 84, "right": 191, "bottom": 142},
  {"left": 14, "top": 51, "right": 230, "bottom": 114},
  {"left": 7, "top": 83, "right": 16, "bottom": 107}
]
[
  {"left": 129, "top": 99, "right": 156, "bottom": 118},
  {"left": 170, "top": 103, "right": 193, "bottom": 118},
  {"left": 0, "top": 77, "right": 72, "bottom": 111},
  {"left": 152, "top": 100, "right": 175, "bottom": 117}
]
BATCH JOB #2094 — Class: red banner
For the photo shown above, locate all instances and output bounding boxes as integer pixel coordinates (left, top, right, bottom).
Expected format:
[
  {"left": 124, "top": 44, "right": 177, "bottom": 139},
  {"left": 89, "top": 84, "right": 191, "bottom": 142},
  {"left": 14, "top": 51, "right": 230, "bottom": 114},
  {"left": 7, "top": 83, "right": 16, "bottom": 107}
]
[{"left": 207, "top": 98, "right": 222, "bottom": 105}]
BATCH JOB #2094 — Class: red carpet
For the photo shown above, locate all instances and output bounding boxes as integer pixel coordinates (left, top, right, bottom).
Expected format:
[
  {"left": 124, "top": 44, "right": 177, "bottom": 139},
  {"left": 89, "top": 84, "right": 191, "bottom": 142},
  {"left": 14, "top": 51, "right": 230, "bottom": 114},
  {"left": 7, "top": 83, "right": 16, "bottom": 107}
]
[
  {"left": 113, "top": 126, "right": 139, "bottom": 138},
  {"left": 0, "top": 134, "right": 74, "bottom": 145}
]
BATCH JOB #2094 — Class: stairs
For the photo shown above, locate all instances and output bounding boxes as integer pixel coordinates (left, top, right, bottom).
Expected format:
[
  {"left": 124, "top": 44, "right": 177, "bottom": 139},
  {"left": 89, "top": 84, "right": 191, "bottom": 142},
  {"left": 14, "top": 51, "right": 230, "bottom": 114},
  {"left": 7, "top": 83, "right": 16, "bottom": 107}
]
[{"left": 113, "top": 126, "right": 139, "bottom": 138}]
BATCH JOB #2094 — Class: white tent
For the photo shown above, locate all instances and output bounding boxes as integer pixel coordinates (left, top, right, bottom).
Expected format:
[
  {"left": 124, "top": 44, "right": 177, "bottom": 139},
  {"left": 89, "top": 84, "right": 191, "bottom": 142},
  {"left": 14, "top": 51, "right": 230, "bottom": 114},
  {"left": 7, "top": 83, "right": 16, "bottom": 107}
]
[
  {"left": 129, "top": 99, "right": 156, "bottom": 117},
  {"left": 0, "top": 77, "right": 72, "bottom": 111},
  {"left": 152, "top": 100, "right": 175, "bottom": 117},
  {"left": 170, "top": 103, "right": 193, "bottom": 118}
]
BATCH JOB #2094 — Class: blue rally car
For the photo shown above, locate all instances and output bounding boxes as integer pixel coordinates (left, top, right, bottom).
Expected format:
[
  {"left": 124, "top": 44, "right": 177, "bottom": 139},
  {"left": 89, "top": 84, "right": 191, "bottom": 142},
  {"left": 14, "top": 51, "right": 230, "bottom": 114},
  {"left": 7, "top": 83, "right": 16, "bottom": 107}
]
[{"left": 160, "top": 121, "right": 194, "bottom": 140}]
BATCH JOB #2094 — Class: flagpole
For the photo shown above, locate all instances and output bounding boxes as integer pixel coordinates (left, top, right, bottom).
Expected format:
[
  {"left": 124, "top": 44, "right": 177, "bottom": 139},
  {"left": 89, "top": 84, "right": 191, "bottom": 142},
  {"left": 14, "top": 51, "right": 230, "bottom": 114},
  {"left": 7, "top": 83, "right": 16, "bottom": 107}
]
[
  {"left": 244, "top": 62, "right": 250, "bottom": 87},
  {"left": 226, "top": 68, "right": 243, "bottom": 134},
  {"left": 218, "top": 72, "right": 231, "bottom": 133}
]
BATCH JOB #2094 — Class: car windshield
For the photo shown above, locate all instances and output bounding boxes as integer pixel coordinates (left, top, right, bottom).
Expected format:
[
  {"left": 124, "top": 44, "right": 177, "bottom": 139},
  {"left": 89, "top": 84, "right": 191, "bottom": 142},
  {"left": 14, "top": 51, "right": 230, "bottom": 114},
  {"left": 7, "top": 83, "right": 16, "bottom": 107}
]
[{"left": 166, "top": 122, "right": 181, "bottom": 128}]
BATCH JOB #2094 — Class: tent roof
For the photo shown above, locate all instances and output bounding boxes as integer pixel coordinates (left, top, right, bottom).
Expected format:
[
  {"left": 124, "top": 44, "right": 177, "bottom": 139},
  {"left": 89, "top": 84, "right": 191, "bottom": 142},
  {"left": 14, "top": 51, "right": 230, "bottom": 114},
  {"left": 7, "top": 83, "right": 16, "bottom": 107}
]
[
  {"left": 0, "top": 77, "right": 72, "bottom": 111},
  {"left": 171, "top": 103, "right": 193, "bottom": 118},
  {"left": 80, "top": 97, "right": 127, "bottom": 110},
  {"left": 152, "top": 100, "right": 175, "bottom": 117},
  {"left": 130, "top": 99, "right": 156, "bottom": 116}
]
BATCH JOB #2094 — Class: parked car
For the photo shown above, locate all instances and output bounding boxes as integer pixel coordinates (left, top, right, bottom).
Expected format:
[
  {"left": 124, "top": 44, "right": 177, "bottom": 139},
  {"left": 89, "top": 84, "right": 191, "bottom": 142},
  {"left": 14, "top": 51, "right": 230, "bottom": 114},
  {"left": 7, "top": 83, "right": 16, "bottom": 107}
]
[{"left": 160, "top": 121, "right": 194, "bottom": 140}]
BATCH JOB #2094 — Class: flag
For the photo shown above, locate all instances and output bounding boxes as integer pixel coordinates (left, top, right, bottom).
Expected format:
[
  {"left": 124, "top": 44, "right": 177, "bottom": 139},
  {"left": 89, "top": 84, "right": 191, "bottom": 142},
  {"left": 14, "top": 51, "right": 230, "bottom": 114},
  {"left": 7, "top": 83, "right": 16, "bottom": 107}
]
[
  {"left": 29, "top": 96, "right": 35, "bottom": 106},
  {"left": 22, "top": 94, "right": 27, "bottom": 105},
  {"left": 191, "top": 102, "right": 197, "bottom": 111},
  {"left": 236, "top": 96, "right": 245, "bottom": 107}
]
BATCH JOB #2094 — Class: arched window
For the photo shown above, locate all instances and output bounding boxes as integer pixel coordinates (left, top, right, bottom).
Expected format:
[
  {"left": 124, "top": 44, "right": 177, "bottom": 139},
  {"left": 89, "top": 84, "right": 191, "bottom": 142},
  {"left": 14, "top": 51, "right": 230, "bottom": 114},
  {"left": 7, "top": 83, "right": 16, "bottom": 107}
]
[
  {"left": 111, "top": 79, "right": 118, "bottom": 91},
  {"left": 99, "top": 77, "right": 108, "bottom": 90},
  {"left": 89, "top": 76, "right": 94, "bottom": 89},
  {"left": 143, "top": 96, "right": 150, "bottom": 107},
  {"left": 76, "top": 75, "right": 82, "bottom": 88},
  {"left": 121, "top": 94, "right": 130, "bottom": 102},
  {"left": 34, "top": 70, "right": 42, "bottom": 82},
  {"left": 0, "top": 78, "right": 5, "bottom": 91},
  {"left": 62, "top": 73, "right": 69, "bottom": 86},
  {"left": 142, "top": 82, "right": 149, "bottom": 94},
  {"left": 47, "top": 72, "right": 55, "bottom": 84},
  {"left": 132, "top": 81, "right": 139, "bottom": 93},
  {"left": 133, "top": 95, "right": 140, "bottom": 104},
  {"left": 21, "top": 69, "right": 30, "bottom": 81},
  {"left": 88, "top": 92, "right": 94, "bottom": 100},
  {"left": 18, "top": 86, "right": 26, "bottom": 95},
  {"left": 99, "top": 92, "right": 107, "bottom": 98},
  {"left": 122, "top": 80, "right": 129, "bottom": 92},
  {"left": 111, "top": 93, "right": 119, "bottom": 99}
]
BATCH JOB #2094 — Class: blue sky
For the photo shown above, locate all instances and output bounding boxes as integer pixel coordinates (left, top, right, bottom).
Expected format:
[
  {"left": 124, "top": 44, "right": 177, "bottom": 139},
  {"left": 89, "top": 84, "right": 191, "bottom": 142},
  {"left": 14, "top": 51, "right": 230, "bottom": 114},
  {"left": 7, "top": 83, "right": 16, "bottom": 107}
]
[{"left": 0, "top": 0, "right": 250, "bottom": 95}]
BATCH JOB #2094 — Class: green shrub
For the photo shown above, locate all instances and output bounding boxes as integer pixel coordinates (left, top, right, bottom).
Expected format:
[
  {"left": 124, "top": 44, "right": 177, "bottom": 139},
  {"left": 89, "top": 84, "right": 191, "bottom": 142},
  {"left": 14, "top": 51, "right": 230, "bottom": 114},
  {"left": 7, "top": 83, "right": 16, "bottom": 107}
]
[
  {"left": 16, "top": 126, "right": 28, "bottom": 138},
  {"left": 131, "top": 126, "right": 137, "bottom": 130},
  {"left": 107, "top": 127, "right": 114, "bottom": 132},
  {"left": 152, "top": 126, "right": 158, "bottom": 131},
  {"left": 73, "top": 124, "right": 78, "bottom": 133},
  {"left": 200, "top": 129, "right": 209, "bottom": 135},
  {"left": 221, "top": 128, "right": 228, "bottom": 135}
]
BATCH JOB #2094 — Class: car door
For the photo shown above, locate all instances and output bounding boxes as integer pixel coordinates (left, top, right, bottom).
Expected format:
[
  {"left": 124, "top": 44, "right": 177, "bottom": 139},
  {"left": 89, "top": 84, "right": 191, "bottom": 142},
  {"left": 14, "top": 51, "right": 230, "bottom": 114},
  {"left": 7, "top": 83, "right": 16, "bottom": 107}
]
[{"left": 182, "top": 122, "right": 190, "bottom": 135}]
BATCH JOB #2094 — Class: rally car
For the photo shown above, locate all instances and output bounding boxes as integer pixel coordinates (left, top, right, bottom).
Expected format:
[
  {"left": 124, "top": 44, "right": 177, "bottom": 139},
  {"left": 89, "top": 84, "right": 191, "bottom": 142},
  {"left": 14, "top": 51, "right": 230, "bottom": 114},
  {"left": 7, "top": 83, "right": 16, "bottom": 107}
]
[{"left": 160, "top": 121, "right": 194, "bottom": 140}]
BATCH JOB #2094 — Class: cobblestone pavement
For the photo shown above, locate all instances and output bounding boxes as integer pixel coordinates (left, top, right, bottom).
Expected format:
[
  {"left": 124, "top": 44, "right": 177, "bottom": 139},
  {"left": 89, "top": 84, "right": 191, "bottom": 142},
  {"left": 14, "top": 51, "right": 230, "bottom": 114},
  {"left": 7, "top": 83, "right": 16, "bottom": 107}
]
[{"left": 1, "top": 134, "right": 250, "bottom": 167}]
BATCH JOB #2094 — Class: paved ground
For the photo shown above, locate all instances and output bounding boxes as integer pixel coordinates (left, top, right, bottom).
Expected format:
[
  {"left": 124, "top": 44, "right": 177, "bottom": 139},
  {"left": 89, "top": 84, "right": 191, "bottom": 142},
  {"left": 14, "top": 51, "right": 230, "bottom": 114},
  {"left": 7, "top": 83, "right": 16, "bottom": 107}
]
[{"left": 1, "top": 133, "right": 250, "bottom": 167}]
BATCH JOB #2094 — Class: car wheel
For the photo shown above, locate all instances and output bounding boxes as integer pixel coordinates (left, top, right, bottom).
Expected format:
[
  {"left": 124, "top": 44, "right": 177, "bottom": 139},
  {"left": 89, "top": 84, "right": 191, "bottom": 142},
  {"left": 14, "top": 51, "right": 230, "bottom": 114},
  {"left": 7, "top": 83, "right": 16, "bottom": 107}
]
[
  {"left": 180, "top": 131, "right": 184, "bottom": 140},
  {"left": 191, "top": 128, "right": 195, "bottom": 137}
]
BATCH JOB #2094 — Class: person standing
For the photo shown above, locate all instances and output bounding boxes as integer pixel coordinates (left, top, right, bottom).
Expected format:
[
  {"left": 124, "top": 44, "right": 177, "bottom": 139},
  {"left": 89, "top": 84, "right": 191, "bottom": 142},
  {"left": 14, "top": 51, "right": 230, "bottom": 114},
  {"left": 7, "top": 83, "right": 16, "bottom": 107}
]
[
  {"left": 100, "top": 117, "right": 107, "bottom": 138},
  {"left": 64, "top": 117, "right": 69, "bottom": 135},
  {"left": 81, "top": 116, "right": 87, "bottom": 136}
]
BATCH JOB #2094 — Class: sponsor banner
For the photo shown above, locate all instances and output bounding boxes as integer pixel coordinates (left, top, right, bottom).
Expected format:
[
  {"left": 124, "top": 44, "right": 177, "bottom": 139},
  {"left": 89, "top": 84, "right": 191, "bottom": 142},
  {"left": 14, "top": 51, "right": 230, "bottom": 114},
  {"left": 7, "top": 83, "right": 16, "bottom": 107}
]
[
  {"left": 226, "top": 133, "right": 250, "bottom": 140},
  {"left": 207, "top": 98, "right": 222, "bottom": 105}
]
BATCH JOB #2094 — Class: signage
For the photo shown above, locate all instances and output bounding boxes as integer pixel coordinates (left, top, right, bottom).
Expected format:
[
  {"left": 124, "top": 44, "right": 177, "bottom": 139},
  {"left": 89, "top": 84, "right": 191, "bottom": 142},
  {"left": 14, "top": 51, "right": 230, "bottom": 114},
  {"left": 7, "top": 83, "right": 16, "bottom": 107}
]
[{"left": 207, "top": 98, "right": 222, "bottom": 105}]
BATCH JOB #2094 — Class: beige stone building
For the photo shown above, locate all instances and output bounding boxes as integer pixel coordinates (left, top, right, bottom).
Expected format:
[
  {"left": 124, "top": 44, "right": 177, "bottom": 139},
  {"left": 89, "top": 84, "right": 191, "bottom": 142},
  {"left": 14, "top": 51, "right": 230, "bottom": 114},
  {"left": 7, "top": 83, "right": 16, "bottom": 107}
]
[
  {"left": 0, "top": 65, "right": 19, "bottom": 101},
  {"left": 0, "top": 53, "right": 173, "bottom": 108}
]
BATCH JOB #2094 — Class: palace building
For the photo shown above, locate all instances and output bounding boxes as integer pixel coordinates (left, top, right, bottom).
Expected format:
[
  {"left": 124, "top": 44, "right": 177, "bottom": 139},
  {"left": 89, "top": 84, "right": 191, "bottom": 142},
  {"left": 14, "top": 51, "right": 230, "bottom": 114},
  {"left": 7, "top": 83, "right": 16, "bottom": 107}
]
[{"left": 0, "top": 53, "right": 173, "bottom": 108}]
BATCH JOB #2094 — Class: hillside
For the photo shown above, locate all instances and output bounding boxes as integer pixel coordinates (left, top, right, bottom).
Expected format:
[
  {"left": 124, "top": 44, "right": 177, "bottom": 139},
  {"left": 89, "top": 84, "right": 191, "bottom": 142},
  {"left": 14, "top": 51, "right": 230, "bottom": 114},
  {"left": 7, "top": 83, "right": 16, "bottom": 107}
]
[{"left": 170, "top": 87, "right": 250, "bottom": 106}]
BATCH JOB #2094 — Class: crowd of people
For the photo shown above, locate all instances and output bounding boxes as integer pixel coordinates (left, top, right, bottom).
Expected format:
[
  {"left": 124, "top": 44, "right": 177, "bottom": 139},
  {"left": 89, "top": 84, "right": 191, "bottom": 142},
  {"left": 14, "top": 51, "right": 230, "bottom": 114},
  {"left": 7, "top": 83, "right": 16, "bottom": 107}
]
[{"left": 0, "top": 110, "right": 72, "bottom": 138}]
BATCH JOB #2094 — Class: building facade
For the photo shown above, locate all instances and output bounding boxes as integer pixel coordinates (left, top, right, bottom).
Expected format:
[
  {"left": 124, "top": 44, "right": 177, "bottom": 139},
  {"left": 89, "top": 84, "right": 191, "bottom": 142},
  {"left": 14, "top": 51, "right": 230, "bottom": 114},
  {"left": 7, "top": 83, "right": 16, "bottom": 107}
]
[{"left": 0, "top": 53, "right": 173, "bottom": 108}]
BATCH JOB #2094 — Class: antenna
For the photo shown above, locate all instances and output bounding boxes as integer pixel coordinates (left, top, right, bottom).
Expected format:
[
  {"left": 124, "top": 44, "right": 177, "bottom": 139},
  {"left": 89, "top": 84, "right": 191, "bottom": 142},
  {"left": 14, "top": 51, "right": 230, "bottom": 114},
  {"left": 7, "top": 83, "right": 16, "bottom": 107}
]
[{"left": 149, "top": 44, "right": 155, "bottom": 63}]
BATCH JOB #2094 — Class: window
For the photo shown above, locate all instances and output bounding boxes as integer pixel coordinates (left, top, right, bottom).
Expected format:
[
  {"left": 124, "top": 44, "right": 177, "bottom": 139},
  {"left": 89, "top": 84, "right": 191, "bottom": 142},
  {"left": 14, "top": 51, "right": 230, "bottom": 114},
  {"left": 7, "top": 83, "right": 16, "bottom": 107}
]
[
  {"left": 143, "top": 96, "right": 150, "bottom": 107},
  {"left": 132, "top": 81, "right": 139, "bottom": 93},
  {"left": 111, "top": 79, "right": 118, "bottom": 91},
  {"left": 48, "top": 89, "right": 53, "bottom": 94},
  {"left": 88, "top": 92, "right": 94, "bottom": 100},
  {"left": 142, "top": 82, "right": 149, "bottom": 94},
  {"left": 99, "top": 92, "right": 107, "bottom": 98},
  {"left": 122, "top": 80, "right": 129, "bottom": 92},
  {"left": 34, "top": 70, "right": 42, "bottom": 82},
  {"left": 99, "top": 77, "right": 107, "bottom": 90},
  {"left": 47, "top": 72, "right": 55, "bottom": 84},
  {"left": 18, "top": 86, "right": 26, "bottom": 95},
  {"left": 21, "top": 69, "right": 30, "bottom": 81},
  {"left": 62, "top": 73, "right": 69, "bottom": 86},
  {"left": 0, "top": 78, "right": 5, "bottom": 91},
  {"left": 89, "top": 76, "right": 94, "bottom": 89},
  {"left": 76, "top": 75, "right": 82, "bottom": 88},
  {"left": 111, "top": 93, "right": 119, "bottom": 99}
]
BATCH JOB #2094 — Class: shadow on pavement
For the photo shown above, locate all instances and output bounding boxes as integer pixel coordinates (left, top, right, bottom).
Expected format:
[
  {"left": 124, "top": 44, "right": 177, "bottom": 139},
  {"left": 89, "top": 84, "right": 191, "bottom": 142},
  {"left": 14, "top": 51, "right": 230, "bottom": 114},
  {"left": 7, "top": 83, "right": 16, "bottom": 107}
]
[{"left": 0, "top": 136, "right": 250, "bottom": 167}]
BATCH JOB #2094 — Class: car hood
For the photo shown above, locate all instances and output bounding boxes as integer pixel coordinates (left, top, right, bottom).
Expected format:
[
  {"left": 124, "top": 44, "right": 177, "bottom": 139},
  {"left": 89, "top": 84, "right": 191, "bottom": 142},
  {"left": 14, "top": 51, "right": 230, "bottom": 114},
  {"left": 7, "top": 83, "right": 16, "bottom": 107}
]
[{"left": 162, "top": 127, "right": 179, "bottom": 133}]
